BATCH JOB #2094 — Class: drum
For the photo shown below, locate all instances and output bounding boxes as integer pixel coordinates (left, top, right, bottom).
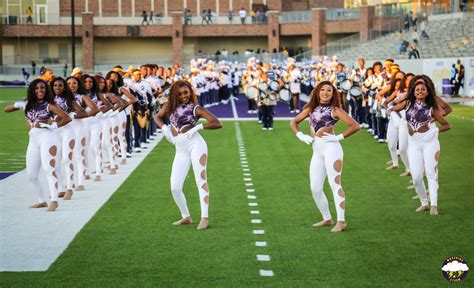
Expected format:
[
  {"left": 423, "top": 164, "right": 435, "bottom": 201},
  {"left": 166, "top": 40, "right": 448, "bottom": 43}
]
[
  {"left": 279, "top": 89, "right": 290, "bottom": 102},
  {"left": 247, "top": 86, "right": 259, "bottom": 99},
  {"left": 269, "top": 81, "right": 279, "bottom": 91},
  {"left": 352, "top": 75, "right": 361, "bottom": 84},
  {"left": 340, "top": 79, "right": 352, "bottom": 92},
  {"left": 349, "top": 86, "right": 362, "bottom": 98},
  {"left": 269, "top": 93, "right": 277, "bottom": 102},
  {"left": 258, "top": 82, "right": 268, "bottom": 91}
]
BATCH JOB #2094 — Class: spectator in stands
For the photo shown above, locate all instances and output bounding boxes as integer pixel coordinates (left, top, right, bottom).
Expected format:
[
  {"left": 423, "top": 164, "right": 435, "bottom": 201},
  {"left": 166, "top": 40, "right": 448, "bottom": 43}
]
[
  {"left": 410, "top": 11, "right": 417, "bottom": 30},
  {"left": 22, "top": 68, "right": 30, "bottom": 85},
  {"left": 407, "top": 43, "right": 420, "bottom": 59},
  {"left": 39, "top": 66, "right": 45, "bottom": 76},
  {"left": 227, "top": 10, "right": 234, "bottom": 23},
  {"left": 420, "top": 20, "right": 429, "bottom": 40},
  {"left": 453, "top": 59, "right": 465, "bottom": 95},
  {"left": 31, "top": 61, "right": 36, "bottom": 75},
  {"left": 239, "top": 8, "right": 247, "bottom": 24},
  {"left": 450, "top": 64, "right": 457, "bottom": 96},
  {"left": 272, "top": 48, "right": 277, "bottom": 53},
  {"left": 183, "top": 8, "right": 189, "bottom": 25},
  {"left": 149, "top": 10, "right": 154, "bottom": 24},
  {"left": 459, "top": 1, "right": 467, "bottom": 12},
  {"left": 63, "top": 63, "right": 68, "bottom": 78},
  {"left": 411, "top": 29, "right": 418, "bottom": 45},
  {"left": 202, "top": 9, "right": 207, "bottom": 24},
  {"left": 222, "top": 49, "right": 228, "bottom": 58},
  {"left": 282, "top": 47, "right": 289, "bottom": 56},
  {"left": 141, "top": 10, "right": 148, "bottom": 25},
  {"left": 404, "top": 13, "right": 410, "bottom": 32},
  {"left": 206, "top": 9, "right": 213, "bottom": 24},
  {"left": 26, "top": 6, "right": 33, "bottom": 24},
  {"left": 215, "top": 50, "right": 221, "bottom": 61},
  {"left": 250, "top": 9, "right": 256, "bottom": 24}
]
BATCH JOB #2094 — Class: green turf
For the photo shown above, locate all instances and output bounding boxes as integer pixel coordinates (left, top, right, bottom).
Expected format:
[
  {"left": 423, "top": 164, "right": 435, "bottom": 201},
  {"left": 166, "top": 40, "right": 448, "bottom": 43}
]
[
  {"left": 0, "top": 88, "right": 28, "bottom": 172},
  {"left": 0, "top": 96, "right": 473, "bottom": 287}
]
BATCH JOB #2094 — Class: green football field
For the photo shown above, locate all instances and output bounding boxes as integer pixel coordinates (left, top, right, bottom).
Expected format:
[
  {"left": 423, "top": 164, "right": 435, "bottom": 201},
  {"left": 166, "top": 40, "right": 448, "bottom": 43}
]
[{"left": 1, "top": 87, "right": 473, "bottom": 287}]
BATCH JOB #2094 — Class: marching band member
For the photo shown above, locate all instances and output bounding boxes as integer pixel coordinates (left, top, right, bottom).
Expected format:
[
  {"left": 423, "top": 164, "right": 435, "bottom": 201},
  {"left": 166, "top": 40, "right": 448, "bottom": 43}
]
[
  {"left": 392, "top": 75, "right": 451, "bottom": 215},
  {"left": 243, "top": 63, "right": 258, "bottom": 113},
  {"left": 154, "top": 80, "right": 222, "bottom": 230},
  {"left": 291, "top": 81, "right": 360, "bottom": 232},
  {"left": 259, "top": 72, "right": 276, "bottom": 131},
  {"left": 4, "top": 79, "right": 71, "bottom": 211},
  {"left": 288, "top": 63, "right": 302, "bottom": 113}
]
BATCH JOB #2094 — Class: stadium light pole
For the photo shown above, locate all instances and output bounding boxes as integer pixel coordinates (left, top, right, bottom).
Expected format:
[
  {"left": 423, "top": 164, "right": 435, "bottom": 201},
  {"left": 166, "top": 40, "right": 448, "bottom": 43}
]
[{"left": 71, "top": 0, "right": 76, "bottom": 69}]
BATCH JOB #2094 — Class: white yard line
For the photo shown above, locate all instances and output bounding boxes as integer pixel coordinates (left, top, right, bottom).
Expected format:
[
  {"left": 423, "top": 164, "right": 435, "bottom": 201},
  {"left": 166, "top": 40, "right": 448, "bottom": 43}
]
[
  {"left": 0, "top": 135, "right": 163, "bottom": 271},
  {"left": 234, "top": 122, "right": 274, "bottom": 277}
]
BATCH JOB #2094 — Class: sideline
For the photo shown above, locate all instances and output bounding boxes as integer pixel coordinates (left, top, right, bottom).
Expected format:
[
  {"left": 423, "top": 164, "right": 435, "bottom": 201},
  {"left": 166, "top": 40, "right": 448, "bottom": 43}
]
[{"left": 0, "top": 135, "right": 163, "bottom": 271}]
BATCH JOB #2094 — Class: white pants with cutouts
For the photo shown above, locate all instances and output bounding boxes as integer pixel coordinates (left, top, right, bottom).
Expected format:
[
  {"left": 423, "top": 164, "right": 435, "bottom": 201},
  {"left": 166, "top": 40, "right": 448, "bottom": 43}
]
[
  {"left": 53, "top": 124, "right": 76, "bottom": 191},
  {"left": 408, "top": 127, "right": 440, "bottom": 207},
  {"left": 118, "top": 111, "right": 128, "bottom": 160},
  {"left": 26, "top": 128, "right": 60, "bottom": 203},
  {"left": 170, "top": 132, "right": 209, "bottom": 218},
  {"left": 72, "top": 118, "right": 87, "bottom": 186},
  {"left": 101, "top": 116, "right": 116, "bottom": 169},
  {"left": 310, "top": 137, "right": 346, "bottom": 222},
  {"left": 386, "top": 110, "right": 410, "bottom": 170},
  {"left": 89, "top": 118, "right": 103, "bottom": 177}
]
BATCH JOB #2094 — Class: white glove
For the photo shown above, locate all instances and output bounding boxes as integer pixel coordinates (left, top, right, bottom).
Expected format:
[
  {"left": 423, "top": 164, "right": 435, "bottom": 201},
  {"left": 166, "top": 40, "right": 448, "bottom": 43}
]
[
  {"left": 423, "top": 127, "right": 439, "bottom": 142},
  {"left": 322, "top": 132, "right": 344, "bottom": 142},
  {"left": 14, "top": 101, "right": 27, "bottom": 110},
  {"left": 68, "top": 112, "right": 77, "bottom": 119},
  {"left": 95, "top": 111, "right": 103, "bottom": 118},
  {"left": 296, "top": 131, "right": 313, "bottom": 145},
  {"left": 39, "top": 122, "right": 58, "bottom": 130},
  {"left": 162, "top": 125, "right": 175, "bottom": 145},
  {"left": 183, "top": 124, "right": 204, "bottom": 139}
]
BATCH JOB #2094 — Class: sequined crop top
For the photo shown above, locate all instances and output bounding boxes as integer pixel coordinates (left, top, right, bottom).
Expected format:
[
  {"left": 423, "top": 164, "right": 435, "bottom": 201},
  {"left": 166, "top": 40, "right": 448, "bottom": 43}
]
[
  {"left": 309, "top": 105, "right": 338, "bottom": 132},
  {"left": 170, "top": 103, "right": 199, "bottom": 132},
  {"left": 406, "top": 101, "right": 432, "bottom": 131},
  {"left": 26, "top": 100, "right": 53, "bottom": 126},
  {"left": 54, "top": 96, "right": 74, "bottom": 114}
]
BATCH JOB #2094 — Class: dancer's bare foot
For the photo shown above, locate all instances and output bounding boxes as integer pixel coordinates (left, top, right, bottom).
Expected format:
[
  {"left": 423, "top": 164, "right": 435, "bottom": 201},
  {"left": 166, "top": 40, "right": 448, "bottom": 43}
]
[
  {"left": 94, "top": 175, "right": 101, "bottom": 181},
  {"left": 386, "top": 165, "right": 399, "bottom": 170},
  {"left": 30, "top": 202, "right": 48, "bottom": 208},
  {"left": 120, "top": 159, "right": 127, "bottom": 165},
  {"left": 312, "top": 219, "right": 334, "bottom": 227},
  {"left": 196, "top": 217, "right": 209, "bottom": 230},
  {"left": 76, "top": 185, "right": 85, "bottom": 191},
  {"left": 85, "top": 175, "right": 91, "bottom": 180},
  {"left": 173, "top": 216, "right": 193, "bottom": 225},
  {"left": 331, "top": 221, "right": 347, "bottom": 232},
  {"left": 109, "top": 168, "right": 116, "bottom": 175},
  {"left": 400, "top": 171, "right": 411, "bottom": 177},
  {"left": 58, "top": 191, "right": 66, "bottom": 198},
  {"left": 47, "top": 201, "right": 58, "bottom": 212},
  {"left": 416, "top": 205, "right": 430, "bottom": 212},
  {"left": 430, "top": 206, "right": 438, "bottom": 216},
  {"left": 63, "top": 190, "right": 73, "bottom": 200}
]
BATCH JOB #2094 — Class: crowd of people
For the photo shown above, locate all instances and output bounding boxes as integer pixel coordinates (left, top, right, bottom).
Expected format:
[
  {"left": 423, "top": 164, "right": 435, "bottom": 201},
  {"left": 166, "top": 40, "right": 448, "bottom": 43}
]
[{"left": 4, "top": 54, "right": 453, "bottom": 232}]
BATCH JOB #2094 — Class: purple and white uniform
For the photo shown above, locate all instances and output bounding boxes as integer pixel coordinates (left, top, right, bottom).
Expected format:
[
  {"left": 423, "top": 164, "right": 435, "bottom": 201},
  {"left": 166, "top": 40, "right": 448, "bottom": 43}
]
[
  {"left": 26, "top": 100, "right": 53, "bottom": 127},
  {"left": 406, "top": 100, "right": 432, "bottom": 132},
  {"left": 54, "top": 96, "right": 74, "bottom": 114},
  {"left": 168, "top": 102, "right": 210, "bottom": 219},
  {"left": 170, "top": 103, "right": 200, "bottom": 133},
  {"left": 309, "top": 104, "right": 338, "bottom": 133},
  {"left": 308, "top": 104, "right": 346, "bottom": 223}
]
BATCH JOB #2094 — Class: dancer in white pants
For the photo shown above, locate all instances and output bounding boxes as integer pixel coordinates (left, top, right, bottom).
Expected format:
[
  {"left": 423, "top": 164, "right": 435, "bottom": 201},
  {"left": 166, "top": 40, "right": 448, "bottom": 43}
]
[
  {"left": 155, "top": 80, "right": 222, "bottom": 230},
  {"left": 82, "top": 74, "right": 113, "bottom": 181},
  {"left": 393, "top": 76, "right": 450, "bottom": 215},
  {"left": 67, "top": 76, "right": 100, "bottom": 188},
  {"left": 51, "top": 77, "right": 88, "bottom": 200},
  {"left": 291, "top": 81, "right": 360, "bottom": 232},
  {"left": 4, "top": 79, "right": 71, "bottom": 211}
]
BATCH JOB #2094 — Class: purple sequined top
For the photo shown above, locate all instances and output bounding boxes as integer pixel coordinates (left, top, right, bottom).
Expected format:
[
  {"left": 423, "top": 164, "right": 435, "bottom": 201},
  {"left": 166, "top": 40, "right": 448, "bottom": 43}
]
[
  {"left": 75, "top": 94, "right": 86, "bottom": 109},
  {"left": 26, "top": 100, "right": 53, "bottom": 126},
  {"left": 406, "top": 101, "right": 432, "bottom": 131},
  {"left": 309, "top": 104, "right": 338, "bottom": 132},
  {"left": 87, "top": 92, "right": 103, "bottom": 108},
  {"left": 170, "top": 103, "right": 199, "bottom": 132},
  {"left": 54, "top": 96, "right": 73, "bottom": 113}
]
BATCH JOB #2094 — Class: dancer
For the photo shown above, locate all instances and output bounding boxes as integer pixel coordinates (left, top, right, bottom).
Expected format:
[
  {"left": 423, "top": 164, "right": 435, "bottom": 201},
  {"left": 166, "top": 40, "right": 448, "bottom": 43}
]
[
  {"left": 154, "top": 80, "right": 222, "bottom": 230},
  {"left": 4, "top": 79, "right": 71, "bottom": 211},
  {"left": 392, "top": 75, "right": 450, "bottom": 215},
  {"left": 290, "top": 81, "right": 360, "bottom": 232}
]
